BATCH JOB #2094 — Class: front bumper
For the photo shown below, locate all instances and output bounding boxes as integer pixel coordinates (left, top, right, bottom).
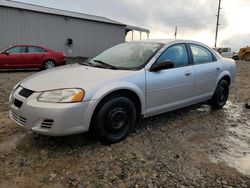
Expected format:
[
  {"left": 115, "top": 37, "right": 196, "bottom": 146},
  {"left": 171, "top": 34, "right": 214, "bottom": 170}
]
[{"left": 9, "top": 86, "right": 98, "bottom": 136}]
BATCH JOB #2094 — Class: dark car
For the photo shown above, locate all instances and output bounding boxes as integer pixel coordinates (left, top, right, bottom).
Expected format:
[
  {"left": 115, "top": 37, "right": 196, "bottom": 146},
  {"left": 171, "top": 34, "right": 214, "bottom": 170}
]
[
  {"left": 232, "top": 54, "right": 239, "bottom": 60},
  {"left": 0, "top": 45, "right": 66, "bottom": 69}
]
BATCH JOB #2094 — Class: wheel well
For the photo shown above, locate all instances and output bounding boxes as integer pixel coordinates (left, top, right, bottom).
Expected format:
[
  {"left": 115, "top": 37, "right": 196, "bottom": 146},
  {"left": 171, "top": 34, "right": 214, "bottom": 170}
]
[
  {"left": 220, "top": 75, "right": 231, "bottom": 85},
  {"left": 90, "top": 89, "right": 142, "bottom": 129},
  {"left": 44, "top": 59, "right": 56, "bottom": 64}
]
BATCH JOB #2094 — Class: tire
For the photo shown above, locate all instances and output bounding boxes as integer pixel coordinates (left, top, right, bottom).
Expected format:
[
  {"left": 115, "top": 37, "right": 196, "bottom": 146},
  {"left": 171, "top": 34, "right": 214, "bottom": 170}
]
[
  {"left": 232, "top": 55, "right": 239, "bottom": 60},
  {"left": 93, "top": 97, "right": 136, "bottom": 144},
  {"left": 209, "top": 80, "right": 229, "bottom": 109},
  {"left": 43, "top": 60, "right": 55, "bottom": 70}
]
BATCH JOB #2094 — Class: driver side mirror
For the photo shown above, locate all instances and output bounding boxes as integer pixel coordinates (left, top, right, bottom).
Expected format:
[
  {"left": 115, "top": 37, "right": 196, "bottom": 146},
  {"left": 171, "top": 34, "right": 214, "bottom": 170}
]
[
  {"left": 150, "top": 60, "right": 174, "bottom": 72},
  {"left": 4, "top": 50, "right": 10, "bottom": 55}
]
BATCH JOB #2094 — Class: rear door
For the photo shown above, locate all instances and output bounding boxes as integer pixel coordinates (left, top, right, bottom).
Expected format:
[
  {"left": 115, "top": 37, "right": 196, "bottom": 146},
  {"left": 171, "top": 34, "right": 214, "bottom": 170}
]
[
  {"left": 145, "top": 43, "right": 194, "bottom": 115},
  {"left": 26, "top": 46, "right": 46, "bottom": 68},
  {"left": 189, "top": 44, "right": 222, "bottom": 101}
]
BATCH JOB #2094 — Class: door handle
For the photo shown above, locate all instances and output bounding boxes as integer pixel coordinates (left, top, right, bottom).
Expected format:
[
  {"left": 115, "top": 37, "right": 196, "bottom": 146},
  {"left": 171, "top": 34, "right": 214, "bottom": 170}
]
[{"left": 185, "top": 71, "right": 192, "bottom": 76}]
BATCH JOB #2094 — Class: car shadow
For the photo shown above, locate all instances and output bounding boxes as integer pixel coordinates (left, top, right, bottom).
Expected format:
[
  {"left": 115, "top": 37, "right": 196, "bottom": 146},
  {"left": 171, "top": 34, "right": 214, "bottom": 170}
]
[{"left": 0, "top": 69, "right": 39, "bottom": 73}]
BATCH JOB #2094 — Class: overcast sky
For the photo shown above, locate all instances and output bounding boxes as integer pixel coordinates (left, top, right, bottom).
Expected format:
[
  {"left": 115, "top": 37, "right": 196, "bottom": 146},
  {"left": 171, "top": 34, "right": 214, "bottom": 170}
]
[{"left": 15, "top": 0, "right": 250, "bottom": 51}]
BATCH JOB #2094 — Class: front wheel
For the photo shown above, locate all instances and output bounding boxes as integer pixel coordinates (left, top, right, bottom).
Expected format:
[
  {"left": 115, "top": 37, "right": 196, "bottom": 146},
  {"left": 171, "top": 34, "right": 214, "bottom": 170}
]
[
  {"left": 93, "top": 97, "right": 136, "bottom": 144},
  {"left": 209, "top": 80, "right": 229, "bottom": 109}
]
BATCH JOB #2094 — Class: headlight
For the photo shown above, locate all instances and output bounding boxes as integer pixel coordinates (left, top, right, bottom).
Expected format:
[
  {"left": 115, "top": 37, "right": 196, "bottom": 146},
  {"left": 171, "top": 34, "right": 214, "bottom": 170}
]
[
  {"left": 13, "top": 82, "right": 20, "bottom": 91},
  {"left": 9, "top": 82, "right": 20, "bottom": 103},
  {"left": 38, "top": 89, "right": 85, "bottom": 103}
]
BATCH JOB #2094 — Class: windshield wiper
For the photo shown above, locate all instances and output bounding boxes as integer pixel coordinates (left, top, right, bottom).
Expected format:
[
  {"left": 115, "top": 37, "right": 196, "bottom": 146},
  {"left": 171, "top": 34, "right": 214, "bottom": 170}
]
[
  {"left": 79, "top": 62, "right": 93, "bottom": 67},
  {"left": 93, "top": 59, "right": 118, "bottom": 70}
]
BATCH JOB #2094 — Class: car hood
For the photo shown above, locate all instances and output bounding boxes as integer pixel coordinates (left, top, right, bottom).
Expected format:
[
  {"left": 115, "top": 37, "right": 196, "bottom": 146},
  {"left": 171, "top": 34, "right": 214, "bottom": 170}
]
[{"left": 20, "top": 64, "right": 131, "bottom": 91}]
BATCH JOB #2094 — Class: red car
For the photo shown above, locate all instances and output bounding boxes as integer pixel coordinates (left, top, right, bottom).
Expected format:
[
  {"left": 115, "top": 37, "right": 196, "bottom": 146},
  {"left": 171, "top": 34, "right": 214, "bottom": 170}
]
[{"left": 0, "top": 45, "right": 66, "bottom": 70}]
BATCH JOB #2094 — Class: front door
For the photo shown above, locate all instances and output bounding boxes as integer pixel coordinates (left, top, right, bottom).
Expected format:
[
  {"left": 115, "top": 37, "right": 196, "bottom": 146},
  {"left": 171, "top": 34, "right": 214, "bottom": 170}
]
[
  {"left": 4, "top": 46, "right": 27, "bottom": 68},
  {"left": 145, "top": 43, "right": 194, "bottom": 116}
]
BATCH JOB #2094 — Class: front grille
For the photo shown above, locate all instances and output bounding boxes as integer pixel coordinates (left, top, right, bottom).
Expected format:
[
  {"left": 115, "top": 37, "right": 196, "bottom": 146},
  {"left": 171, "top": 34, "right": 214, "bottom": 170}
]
[
  {"left": 41, "top": 119, "right": 54, "bottom": 129},
  {"left": 11, "top": 111, "right": 27, "bottom": 126},
  {"left": 19, "top": 88, "right": 34, "bottom": 98},
  {"left": 14, "top": 99, "right": 23, "bottom": 108}
]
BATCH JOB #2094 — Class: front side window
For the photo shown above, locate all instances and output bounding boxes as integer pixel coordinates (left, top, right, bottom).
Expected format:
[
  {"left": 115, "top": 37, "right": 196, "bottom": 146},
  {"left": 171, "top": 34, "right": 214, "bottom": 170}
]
[
  {"left": 89, "top": 42, "right": 163, "bottom": 70},
  {"left": 156, "top": 44, "right": 189, "bottom": 68},
  {"left": 190, "top": 44, "right": 214, "bottom": 64},
  {"left": 8, "top": 46, "right": 26, "bottom": 54},
  {"left": 28, "top": 47, "right": 46, "bottom": 53}
]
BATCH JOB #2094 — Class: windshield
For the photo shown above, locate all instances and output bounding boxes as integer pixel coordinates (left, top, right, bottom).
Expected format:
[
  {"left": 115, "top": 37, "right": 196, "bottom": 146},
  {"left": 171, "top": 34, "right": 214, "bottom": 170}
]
[
  {"left": 89, "top": 42, "right": 163, "bottom": 70},
  {"left": 0, "top": 46, "right": 10, "bottom": 53},
  {"left": 0, "top": 47, "right": 7, "bottom": 53}
]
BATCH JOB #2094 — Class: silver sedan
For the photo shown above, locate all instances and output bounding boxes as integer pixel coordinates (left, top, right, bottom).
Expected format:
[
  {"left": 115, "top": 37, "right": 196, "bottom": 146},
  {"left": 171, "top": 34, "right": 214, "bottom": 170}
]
[{"left": 9, "top": 39, "right": 236, "bottom": 143}]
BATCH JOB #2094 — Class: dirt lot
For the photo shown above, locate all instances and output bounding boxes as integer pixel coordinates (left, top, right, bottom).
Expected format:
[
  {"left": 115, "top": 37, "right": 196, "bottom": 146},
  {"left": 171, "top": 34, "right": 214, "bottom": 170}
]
[{"left": 0, "top": 61, "right": 249, "bottom": 188}]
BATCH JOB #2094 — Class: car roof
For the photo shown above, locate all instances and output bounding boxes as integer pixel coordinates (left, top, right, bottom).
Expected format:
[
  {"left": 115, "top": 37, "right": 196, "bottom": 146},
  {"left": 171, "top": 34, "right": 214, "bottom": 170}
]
[
  {"left": 130, "top": 39, "right": 175, "bottom": 44},
  {"left": 129, "top": 39, "right": 208, "bottom": 46},
  {"left": 9, "top": 44, "right": 51, "bottom": 50},
  {"left": 128, "top": 39, "right": 222, "bottom": 59},
  {"left": 12, "top": 44, "right": 44, "bottom": 47}
]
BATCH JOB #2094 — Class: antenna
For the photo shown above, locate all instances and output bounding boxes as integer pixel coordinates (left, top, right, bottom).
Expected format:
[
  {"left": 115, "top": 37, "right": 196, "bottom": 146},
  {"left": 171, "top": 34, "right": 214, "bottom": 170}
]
[{"left": 174, "top": 26, "right": 178, "bottom": 39}]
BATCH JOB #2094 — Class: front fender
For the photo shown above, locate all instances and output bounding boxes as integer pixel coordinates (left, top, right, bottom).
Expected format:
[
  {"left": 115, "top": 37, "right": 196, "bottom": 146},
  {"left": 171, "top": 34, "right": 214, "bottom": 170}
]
[{"left": 90, "top": 82, "right": 145, "bottom": 114}]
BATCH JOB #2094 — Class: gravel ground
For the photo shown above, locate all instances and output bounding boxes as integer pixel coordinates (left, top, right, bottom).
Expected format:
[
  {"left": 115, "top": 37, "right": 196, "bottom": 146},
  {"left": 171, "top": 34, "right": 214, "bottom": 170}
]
[{"left": 0, "top": 61, "right": 249, "bottom": 188}]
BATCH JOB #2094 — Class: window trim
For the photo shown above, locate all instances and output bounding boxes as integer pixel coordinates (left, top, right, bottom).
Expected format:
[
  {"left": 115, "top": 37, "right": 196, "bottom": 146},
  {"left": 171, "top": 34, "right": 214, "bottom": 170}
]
[
  {"left": 135, "top": 43, "right": 165, "bottom": 70},
  {"left": 27, "top": 46, "right": 47, "bottom": 54},
  {"left": 151, "top": 43, "right": 192, "bottom": 70},
  {"left": 188, "top": 43, "right": 217, "bottom": 65},
  {"left": 8, "top": 46, "right": 26, "bottom": 54}
]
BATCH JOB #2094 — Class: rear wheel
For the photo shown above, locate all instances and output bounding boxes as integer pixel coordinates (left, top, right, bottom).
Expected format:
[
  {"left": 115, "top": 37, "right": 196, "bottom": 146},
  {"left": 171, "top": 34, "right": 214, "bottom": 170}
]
[
  {"left": 93, "top": 97, "right": 136, "bottom": 144},
  {"left": 209, "top": 80, "right": 229, "bottom": 109},
  {"left": 43, "top": 60, "right": 55, "bottom": 70}
]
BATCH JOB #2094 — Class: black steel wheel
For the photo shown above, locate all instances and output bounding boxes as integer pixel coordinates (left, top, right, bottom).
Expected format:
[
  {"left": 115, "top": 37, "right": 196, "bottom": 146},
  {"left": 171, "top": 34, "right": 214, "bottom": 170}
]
[
  {"left": 93, "top": 97, "right": 136, "bottom": 143},
  {"left": 209, "top": 80, "right": 229, "bottom": 109}
]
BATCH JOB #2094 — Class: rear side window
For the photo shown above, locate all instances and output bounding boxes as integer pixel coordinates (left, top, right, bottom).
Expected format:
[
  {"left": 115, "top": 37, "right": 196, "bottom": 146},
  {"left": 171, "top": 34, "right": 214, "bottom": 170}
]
[
  {"left": 28, "top": 47, "right": 46, "bottom": 53},
  {"left": 190, "top": 44, "right": 214, "bottom": 64},
  {"left": 8, "top": 46, "right": 26, "bottom": 54},
  {"left": 156, "top": 44, "right": 189, "bottom": 68}
]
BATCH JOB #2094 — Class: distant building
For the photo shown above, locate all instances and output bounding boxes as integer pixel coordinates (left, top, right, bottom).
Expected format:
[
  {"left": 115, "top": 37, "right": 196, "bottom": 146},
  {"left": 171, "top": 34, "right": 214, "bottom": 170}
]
[{"left": 0, "top": 0, "right": 149, "bottom": 57}]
